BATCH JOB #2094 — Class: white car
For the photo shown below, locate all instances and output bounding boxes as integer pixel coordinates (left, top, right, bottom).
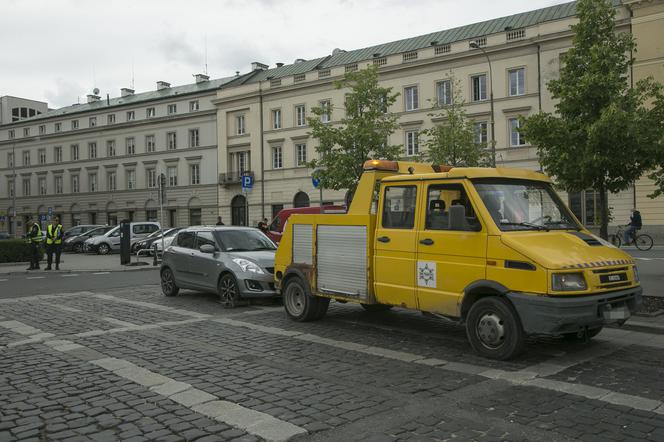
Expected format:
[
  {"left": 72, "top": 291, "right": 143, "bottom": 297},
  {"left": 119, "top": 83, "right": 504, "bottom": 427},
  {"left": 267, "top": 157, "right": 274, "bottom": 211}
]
[
  {"left": 85, "top": 222, "right": 160, "bottom": 255},
  {"left": 153, "top": 234, "right": 176, "bottom": 256}
]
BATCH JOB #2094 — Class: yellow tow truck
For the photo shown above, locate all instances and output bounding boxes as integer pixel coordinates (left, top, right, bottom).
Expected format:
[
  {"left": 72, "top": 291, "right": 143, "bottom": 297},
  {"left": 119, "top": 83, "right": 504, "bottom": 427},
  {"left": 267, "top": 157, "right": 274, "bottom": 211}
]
[{"left": 274, "top": 160, "right": 642, "bottom": 359}]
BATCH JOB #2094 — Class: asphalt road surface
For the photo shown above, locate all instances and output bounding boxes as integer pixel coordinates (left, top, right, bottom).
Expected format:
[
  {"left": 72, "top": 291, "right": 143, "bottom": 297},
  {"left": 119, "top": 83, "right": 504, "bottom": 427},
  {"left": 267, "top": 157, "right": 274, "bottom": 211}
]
[{"left": 628, "top": 247, "right": 664, "bottom": 297}]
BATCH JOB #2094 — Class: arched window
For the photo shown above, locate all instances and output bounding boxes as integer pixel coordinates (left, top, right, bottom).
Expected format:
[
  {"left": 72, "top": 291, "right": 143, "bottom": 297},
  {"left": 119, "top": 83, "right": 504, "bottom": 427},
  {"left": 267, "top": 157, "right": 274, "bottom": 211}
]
[
  {"left": 231, "top": 195, "right": 247, "bottom": 226},
  {"left": 293, "top": 192, "right": 310, "bottom": 208}
]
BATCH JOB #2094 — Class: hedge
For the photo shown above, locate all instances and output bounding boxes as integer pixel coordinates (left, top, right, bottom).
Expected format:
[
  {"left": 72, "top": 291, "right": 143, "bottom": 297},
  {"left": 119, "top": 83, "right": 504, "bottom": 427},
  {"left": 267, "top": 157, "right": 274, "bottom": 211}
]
[{"left": 0, "top": 240, "right": 42, "bottom": 263}]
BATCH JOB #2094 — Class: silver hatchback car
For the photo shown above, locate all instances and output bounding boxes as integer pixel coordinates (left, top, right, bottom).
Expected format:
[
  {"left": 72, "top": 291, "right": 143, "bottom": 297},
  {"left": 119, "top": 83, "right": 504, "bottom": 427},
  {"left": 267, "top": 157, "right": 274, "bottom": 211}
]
[{"left": 160, "top": 226, "right": 278, "bottom": 305}]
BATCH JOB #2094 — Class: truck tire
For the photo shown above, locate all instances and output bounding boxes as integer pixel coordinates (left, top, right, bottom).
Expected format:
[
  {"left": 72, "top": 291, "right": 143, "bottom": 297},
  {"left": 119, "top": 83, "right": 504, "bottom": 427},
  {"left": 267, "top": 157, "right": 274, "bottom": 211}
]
[
  {"left": 361, "top": 303, "right": 393, "bottom": 312},
  {"left": 466, "top": 296, "right": 525, "bottom": 360},
  {"left": 283, "top": 276, "right": 326, "bottom": 322}
]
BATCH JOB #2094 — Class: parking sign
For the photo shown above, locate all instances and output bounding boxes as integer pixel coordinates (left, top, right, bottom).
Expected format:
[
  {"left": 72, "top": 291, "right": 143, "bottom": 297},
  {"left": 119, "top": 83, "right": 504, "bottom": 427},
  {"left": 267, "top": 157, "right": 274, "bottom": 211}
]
[{"left": 241, "top": 174, "right": 253, "bottom": 191}]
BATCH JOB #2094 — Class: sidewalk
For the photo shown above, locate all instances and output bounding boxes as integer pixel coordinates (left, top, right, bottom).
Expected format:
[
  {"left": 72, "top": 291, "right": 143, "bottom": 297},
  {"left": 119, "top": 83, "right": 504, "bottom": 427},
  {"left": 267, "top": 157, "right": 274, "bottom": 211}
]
[{"left": 0, "top": 252, "right": 157, "bottom": 275}]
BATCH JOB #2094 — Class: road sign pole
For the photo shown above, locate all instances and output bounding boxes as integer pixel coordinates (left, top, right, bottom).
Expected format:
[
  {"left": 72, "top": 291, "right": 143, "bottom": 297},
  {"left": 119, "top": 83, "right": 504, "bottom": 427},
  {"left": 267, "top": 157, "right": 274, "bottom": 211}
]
[{"left": 159, "top": 173, "right": 166, "bottom": 257}]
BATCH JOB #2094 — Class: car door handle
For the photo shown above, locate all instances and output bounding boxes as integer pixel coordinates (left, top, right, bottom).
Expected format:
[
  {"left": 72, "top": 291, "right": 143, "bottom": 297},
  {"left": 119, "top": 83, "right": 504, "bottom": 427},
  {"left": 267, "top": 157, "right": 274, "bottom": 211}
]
[
  {"left": 377, "top": 236, "right": 390, "bottom": 243},
  {"left": 419, "top": 238, "right": 434, "bottom": 245}
]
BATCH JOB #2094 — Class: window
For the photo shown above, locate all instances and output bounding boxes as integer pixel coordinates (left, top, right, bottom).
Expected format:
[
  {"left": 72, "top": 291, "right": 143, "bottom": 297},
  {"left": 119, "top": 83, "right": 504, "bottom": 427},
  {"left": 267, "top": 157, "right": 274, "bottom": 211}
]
[
  {"left": 471, "top": 74, "right": 487, "bottom": 101},
  {"left": 167, "top": 166, "right": 178, "bottom": 186},
  {"left": 189, "top": 100, "right": 199, "bottom": 111},
  {"left": 474, "top": 122, "right": 488, "bottom": 145},
  {"left": 569, "top": 189, "right": 606, "bottom": 226},
  {"left": 425, "top": 184, "right": 479, "bottom": 231},
  {"left": 126, "top": 169, "right": 136, "bottom": 190},
  {"left": 88, "top": 173, "right": 97, "bottom": 192},
  {"left": 55, "top": 122, "right": 62, "bottom": 132},
  {"left": 177, "top": 231, "right": 195, "bottom": 248},
  {"left": 189, "top": 129, "right": 200, "bottom": 148},
  {"left": 189, "top": 209, "right": 202, "bottom": 227},
  {"left": 54, "top": 176, "right": 63, "bottom": 194},
  {"left": 230, "top": 151, "right": 250, "bottom": 174},
  {"left": 404, "top": 86, "right": 419, "bottom": 111},
  {"left": 382, "top": 186, "right": 417, "bottom": 229},
  {"left": 146, "top": 107, "right": 155, "bottom": 118},
  {"left": 146, "top": 169, "right": 157, "bottom": 188},
  {"left": 293, "top": 191, "right": 310, "bottom": 208},
  {"left": 405, "top": 130, "right": 419, "bottom": 156},
  {"left": 272, "top": 109, "right": 281, "bottom": 129},
  {"left": 167, "top": 104, "right": 177, "bottom": 115},
  {"left": 126, "top": 137, "right": 135, "bottom": 155},
  {"left": 54, "top": 146, "right": 62, "bottom": 163},
  {"left": 89, "top": 116, "right": 97, "bottom": 127},
  {"left": 107, "top": 140, "right": 116, "bottom": 157},
  {"left": 22, "top": 178, "right": 31, "bottom": 196},
  {"left": 146, "top": 135, "right": 155, "bottom": 153},
  {"left": 7, "top": 152, "right": 14, "bottom": 168},
  {"left": 8, "top": 129, "right": 15, "bottom": 139},
  {"left": 236, "top": 115, "right": 246, "bottom": 135},
  {"left": 71, "top": 144, "right": 79, "bottom": 161},
  {"left": 272, "top": 146, "right": 283, "bottom": 169},
  {"left": 508, "top": 68, "right": 525, "bottom": 96},
  {"left": 108, "top": 171, "right": 117, "bottom": 191},
  {"left": 190, "top": 164, "right": 200, "bottom": 185},
  {"left": 126, "top": 111, "right": 135, "bottom": 121},
  {"left": 88, "top": 142, "right": 97, "bottom": 159},
  {"left": 107, "top": 114, "right": 115, "bottom": 124},
  {"left": 8, "top": 180, "right": 14, "bottom": 198},
  {"left": 23, "top": 128, "right": 30, "bottom": 137},
  {"left": 295, "top": 143, "right": 307, "bottom": 166},
  {"left": 167, "top": 132, "right": 177, "bottom": 150},
  {"left": 71, "top": 120, "right": 79, "bottom": 130},
  {"left": 320, "top": 100, "right": 331, "bottom": 123},
  {"left": 72, "top": 175, "right": 80, "bottom": 193},
  {"left": 146, "top": 210, "right": 158, "bottom": 222},
  {"left": 39, "top": 177, "right": 47, "bottom": 195},
  {"left": 23, "top": 150, "right": 30, "bottom": 166},
  {"left": 509, "top": 118, "right": 526, "bottom": 146},
  {"left": 295, "top": 105, "right": 306, "bottom": 126},
  {"left": 39, "top": 125, "right": 45, "bottom": 135},
  {"left": 38, "top": 149, "right": 46, "bottom": 165},
  {"left": 436, "top": 80, "right": 452, "bottom": 106}
]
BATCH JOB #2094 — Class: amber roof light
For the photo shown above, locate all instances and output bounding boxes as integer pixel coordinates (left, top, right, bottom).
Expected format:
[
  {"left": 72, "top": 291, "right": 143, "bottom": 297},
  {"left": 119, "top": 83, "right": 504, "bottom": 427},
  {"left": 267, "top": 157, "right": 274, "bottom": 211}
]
[{"left": 363, "top": 159, "right": 399, "bottom": 171}]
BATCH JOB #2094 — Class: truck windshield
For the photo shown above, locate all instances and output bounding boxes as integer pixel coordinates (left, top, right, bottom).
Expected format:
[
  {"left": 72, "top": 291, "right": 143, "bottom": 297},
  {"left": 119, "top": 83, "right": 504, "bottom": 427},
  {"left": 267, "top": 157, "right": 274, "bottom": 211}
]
[{"left": 473, "top": 179, "right": 580, "bottom": 231}]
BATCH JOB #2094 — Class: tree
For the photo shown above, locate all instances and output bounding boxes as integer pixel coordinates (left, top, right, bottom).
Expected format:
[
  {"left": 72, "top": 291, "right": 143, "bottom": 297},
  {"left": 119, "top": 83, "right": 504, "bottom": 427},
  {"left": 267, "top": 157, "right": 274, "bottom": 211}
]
[
  {"left": 520, "top": 0, "right": 664, "bottom": 239},
  {"left": 421, "top": 76, "right": 490, "bottom": 166},
  {"left": 307, "top": 65, "right": 402, "bottom": 192}
]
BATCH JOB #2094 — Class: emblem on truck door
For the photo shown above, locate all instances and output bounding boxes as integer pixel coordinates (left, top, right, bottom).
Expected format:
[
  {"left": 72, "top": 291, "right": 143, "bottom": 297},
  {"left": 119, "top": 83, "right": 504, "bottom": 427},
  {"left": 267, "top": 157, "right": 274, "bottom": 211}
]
[{"left": 417, "top": 261, "right": 436, "bottom": 287}]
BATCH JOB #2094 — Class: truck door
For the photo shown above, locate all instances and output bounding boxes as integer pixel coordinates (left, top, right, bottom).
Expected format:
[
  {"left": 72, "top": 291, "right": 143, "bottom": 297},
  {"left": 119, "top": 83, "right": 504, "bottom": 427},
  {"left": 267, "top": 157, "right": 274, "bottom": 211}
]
[
  {"left": 416, "top": 181, "right": 487, "bottom": 316},
  {"left": 374, "top": 183, "right": 420, "bottom": 308}
]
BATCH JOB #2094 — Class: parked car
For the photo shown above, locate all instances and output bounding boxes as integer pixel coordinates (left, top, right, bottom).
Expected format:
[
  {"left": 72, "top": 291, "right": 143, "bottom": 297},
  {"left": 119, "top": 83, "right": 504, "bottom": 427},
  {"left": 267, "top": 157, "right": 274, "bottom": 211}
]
[
  {"left": 152, "top": 234, "right": 177, "bottom": 257},
  {"left": 0, "top": 231, "right": 11, "bottom": 240},
  {"left": 63, "top": 226, "right": 113, "bottom": 253},
  {"left": 63, "top": 224, "right": 104, "bottom": 241},
  {"left": 266, "top": 205, "right": 346, "bottom": 243},
  {"left": 160, "top": 226, "right": 278, "bottom": 306},
  {"left": 133, "top": 227, "right": 182, "bottom": 255},
  {"left": 85, "top": 222, "right": 160, "bottom": 255}
]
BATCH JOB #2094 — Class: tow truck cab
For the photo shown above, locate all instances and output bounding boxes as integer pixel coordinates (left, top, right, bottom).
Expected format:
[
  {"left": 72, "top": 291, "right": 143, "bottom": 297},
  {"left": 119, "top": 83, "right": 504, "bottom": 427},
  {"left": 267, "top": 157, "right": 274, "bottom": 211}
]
[{"left": 274, "top": 160, "right": 642, "bottom": 360}]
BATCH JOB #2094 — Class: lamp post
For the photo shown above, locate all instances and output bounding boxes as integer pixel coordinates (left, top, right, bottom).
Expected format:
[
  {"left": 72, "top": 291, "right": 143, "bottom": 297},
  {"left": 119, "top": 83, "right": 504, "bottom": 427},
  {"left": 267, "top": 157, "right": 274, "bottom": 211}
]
[
  {"left": 11, "top": 142, "right": 16, "bottom": 238},
  {"left": 470, "top": 42, "right": 496, "bottom": 167}
]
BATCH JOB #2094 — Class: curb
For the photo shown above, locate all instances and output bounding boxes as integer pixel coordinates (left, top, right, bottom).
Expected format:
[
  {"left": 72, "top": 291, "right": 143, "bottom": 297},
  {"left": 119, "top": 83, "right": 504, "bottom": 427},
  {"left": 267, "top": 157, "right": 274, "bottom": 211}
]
[{"left": 0, "top": 266, "right": 158, "bottom": 276}]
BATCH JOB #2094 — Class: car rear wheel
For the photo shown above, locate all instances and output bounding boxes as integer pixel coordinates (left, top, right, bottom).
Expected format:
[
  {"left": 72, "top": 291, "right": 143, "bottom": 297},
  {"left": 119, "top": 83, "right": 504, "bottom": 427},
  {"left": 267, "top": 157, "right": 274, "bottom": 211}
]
[
  {"left": 73, "top": 243, "right": 83, "bottom": 253},
  {"left": 466, "top": 296, "right": 525, "bottom": 360},
  {"left": 97, "top": 243, "right": 111, "bottom": 255},
  {"left": 218, "top": 273, "right": 240, "bottom": 308},
  {"left": 161, "top": 268, "right": 179, "bottom": 297},
  {"left": 283, "top": 276, "right": 327, "bottom": 322}
]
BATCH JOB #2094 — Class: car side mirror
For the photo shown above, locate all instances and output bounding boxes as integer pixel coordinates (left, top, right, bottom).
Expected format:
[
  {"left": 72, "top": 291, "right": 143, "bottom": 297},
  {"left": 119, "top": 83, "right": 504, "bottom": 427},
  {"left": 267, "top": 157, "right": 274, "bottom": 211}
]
[{"left": 199, "top": 244, "right": 216, "bottom": 254}]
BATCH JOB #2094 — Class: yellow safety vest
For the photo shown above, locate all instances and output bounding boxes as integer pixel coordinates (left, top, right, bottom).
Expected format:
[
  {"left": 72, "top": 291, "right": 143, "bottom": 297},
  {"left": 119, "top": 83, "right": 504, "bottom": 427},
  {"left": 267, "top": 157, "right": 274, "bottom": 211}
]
[
  {"left": 28, "top": 224, "right": 42, "bottom": 243},
  {"left": 46, "top": 224, "right": 63, "bottom": 245}
]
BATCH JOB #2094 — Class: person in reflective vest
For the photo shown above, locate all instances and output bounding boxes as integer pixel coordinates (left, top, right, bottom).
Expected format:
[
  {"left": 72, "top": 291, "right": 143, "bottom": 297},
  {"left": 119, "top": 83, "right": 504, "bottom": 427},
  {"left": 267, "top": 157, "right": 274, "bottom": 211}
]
[
  {"left": 45, "top": 217, "right": 64, "bottom": 270},
  {"left": 25, "top": 218, "right": 42, "bottom": 270}
]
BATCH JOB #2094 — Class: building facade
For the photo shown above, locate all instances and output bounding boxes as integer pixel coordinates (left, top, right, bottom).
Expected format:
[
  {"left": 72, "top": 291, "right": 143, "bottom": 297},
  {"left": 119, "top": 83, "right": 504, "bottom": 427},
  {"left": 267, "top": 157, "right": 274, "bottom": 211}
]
[
  {"left": 213, "top": 0, "right": 664, "bottom": 237},
  {"left": 0, "top": 75, "right": 231, "bottom": 235}
]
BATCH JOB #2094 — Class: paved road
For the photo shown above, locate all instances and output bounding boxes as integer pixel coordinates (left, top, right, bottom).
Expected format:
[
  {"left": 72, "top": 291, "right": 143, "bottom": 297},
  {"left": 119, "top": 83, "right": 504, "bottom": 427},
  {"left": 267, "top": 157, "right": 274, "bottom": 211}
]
[
  {"left": 2, "top": 285, "right": 664, "bottom": 441},
  {"left": 627, "top": 248, "right": 664, "bottom": 297}
]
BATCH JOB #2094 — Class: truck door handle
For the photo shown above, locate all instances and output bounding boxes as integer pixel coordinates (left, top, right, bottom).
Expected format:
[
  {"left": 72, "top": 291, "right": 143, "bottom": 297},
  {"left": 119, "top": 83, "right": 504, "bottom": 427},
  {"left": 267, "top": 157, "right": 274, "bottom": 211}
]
[
  {"left": 377, "top": 236, "right": 390, "bottom": 243},
  {"left": 419, "top": 238, "right": 434, "bottom": 245}
]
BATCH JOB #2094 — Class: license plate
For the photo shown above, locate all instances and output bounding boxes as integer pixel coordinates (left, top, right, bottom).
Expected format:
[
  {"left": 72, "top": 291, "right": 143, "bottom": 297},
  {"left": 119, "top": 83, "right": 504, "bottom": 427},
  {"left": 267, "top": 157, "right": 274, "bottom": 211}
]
[
  {"left": 602, "top": 303, "right": 630, "bottom": 320},
  {"left": 600, "top": 273, "right": 627, "bottom": 284}
]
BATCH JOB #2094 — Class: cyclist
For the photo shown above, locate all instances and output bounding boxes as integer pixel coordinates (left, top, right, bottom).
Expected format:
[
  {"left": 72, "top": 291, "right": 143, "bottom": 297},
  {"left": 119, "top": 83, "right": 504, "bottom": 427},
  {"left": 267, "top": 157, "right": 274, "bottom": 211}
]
[{"left": 623, "top": 208, "right": 642, "bottom": 245}]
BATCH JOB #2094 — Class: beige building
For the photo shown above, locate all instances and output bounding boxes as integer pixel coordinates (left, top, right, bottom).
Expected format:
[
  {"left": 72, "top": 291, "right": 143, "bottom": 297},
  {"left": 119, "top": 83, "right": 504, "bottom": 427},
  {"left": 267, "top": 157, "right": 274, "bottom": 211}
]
[
  {"left": 0, "top": 75, "right": 231, "bottom": 235},
  {"left": 213, "top": 0, "right": 664, "bottom": 238}
]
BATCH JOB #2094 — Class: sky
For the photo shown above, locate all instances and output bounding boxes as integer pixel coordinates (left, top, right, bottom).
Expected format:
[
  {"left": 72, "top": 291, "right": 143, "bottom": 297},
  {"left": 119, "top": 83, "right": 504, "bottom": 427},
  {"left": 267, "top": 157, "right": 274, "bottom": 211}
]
[{"left": 1, "top": 0, "right": 570, "bottom": 109}]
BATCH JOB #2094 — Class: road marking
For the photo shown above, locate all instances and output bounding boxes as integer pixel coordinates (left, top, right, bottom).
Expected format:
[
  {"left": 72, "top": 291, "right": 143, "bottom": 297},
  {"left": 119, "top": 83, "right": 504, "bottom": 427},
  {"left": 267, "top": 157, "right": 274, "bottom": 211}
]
[
  {"left": 26, "top": 276, "right": 45, "bottom": 280},
  {"left": 61, "top": 274, "right": 79, "bottom": 277},
  {"left": 93, "top": 272, "right": 110, "bottom": 275},
  {"left": 102, "top": 317, "right": 139, "bottom": 327},
  {"left": 93, "top": 293, "right": 211, "bottom": 319}
]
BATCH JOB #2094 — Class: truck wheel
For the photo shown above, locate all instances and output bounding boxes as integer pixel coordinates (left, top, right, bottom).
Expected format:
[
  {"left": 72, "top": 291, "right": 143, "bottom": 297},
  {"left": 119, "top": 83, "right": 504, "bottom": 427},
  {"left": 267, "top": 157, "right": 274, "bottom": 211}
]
[
  {"left": 283, "top": 276, "right": 325, "bottom": 322},
  {"left": 466, "top": 296, "right": 525, "bottom": 360},
  {"left": 361, "top": 303, "right": 393, "bottom": 312},
  {"left": 161, "top": 268, "right": 179, "bottom": 297},
  {"left": 563, "top": 327, "right": 603, "bottom": 341}
]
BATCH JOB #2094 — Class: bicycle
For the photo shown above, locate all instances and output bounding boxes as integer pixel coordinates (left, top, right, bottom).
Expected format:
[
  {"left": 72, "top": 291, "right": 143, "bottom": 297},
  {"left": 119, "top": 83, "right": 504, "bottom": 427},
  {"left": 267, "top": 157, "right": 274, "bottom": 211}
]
[{"left": 608, "top": 225, "right": 654, "bottom": 251}]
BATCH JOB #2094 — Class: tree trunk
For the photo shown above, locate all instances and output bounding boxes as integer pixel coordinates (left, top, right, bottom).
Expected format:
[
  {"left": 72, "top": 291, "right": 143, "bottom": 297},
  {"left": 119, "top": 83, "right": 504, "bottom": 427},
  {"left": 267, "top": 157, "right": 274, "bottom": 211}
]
[{"left": 598, "top": 183, "right": 609, "bottom": 240}]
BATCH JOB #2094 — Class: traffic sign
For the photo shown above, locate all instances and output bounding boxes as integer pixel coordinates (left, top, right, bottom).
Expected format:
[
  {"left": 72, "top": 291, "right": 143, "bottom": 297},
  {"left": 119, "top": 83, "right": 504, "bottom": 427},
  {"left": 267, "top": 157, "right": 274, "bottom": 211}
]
[
  {"left": 242, "top": 174, "right": 253, "bottom": 190},
  {"left": 47, "top": 207, "right": 53, "bottom": 216},
  {"left": 312, "top": 176, "right": 321, "bottom": 189}
]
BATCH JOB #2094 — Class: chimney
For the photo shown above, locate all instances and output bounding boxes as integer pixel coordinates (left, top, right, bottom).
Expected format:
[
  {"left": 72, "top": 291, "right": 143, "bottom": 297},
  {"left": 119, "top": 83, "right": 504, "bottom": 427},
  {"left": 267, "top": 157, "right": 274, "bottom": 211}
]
[
  {"left": 157, "top": 81, "right": 171, "bottom": 90},
  {"left": 251, "top": 62, "right": 269, "bottom": 71},
  {"left": 87, "top": 94, "right": 101, "bottom": 103},
  {"left": 194, "top": 73, "right": 209, "bottom": 83},
  {"left": 276, "top": 63, "right": 284, "bottom": 68},
  {"left": 121, "top": 88, "right": 134, "bottom": 97}
]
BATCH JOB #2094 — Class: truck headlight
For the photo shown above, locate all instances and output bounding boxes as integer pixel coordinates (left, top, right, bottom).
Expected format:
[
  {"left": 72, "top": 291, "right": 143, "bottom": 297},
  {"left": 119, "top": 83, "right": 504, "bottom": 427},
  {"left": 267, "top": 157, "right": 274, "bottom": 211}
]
[
  {"left": 552, "top": 272, "right": 587, "bottom": 291},
  {"left": 232, "top": 258, "right": 264, "bottom": 275},
  {"left": 633, "top": 266, "right": 639, "bottom": 283}
]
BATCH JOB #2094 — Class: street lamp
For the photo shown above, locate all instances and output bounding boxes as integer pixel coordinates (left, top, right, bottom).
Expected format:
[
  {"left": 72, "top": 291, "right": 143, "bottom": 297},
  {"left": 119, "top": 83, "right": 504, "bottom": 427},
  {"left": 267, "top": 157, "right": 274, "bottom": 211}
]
[
  {"left": 11, "top": 142, "right": 16, "bottom": 238},
  {"left": 470, "top": 42, "right": 496, "bottom": 167}
]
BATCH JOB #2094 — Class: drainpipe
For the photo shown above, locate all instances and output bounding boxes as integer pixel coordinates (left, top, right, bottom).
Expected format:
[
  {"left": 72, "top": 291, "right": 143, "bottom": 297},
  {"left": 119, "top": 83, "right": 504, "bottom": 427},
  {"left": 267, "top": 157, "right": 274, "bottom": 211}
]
[
  {"left": 537, "top": 44, "right": 542, "bottom": 112},
  {"left": 259, "top": 83, "right": 265, "bottom": 220}
]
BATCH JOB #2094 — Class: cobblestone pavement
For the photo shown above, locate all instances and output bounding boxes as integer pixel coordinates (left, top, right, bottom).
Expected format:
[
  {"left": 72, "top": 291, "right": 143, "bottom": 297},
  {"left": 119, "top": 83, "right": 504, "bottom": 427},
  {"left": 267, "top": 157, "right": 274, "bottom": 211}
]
[{"left": 2, "top": 286, "right": 664, "bottom": 441}]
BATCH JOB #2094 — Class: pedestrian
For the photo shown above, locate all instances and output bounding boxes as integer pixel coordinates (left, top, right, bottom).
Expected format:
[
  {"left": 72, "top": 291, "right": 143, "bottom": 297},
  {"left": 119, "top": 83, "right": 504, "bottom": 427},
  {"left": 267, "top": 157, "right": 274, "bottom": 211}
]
[
  {"left": 259, "top": 218, "right": 269, "bottom": 233},
  {"left": 45, "top": 217, "right": 64, "bottom": 270},
  {"left": 25, "top": 218, "right": 42, "bottom": 271},
  {"left": 216, "top": 216, "right": 225, "bottom": 226},
  {"left": 623, "top": 208, "right": 642, "bottom": 245}
]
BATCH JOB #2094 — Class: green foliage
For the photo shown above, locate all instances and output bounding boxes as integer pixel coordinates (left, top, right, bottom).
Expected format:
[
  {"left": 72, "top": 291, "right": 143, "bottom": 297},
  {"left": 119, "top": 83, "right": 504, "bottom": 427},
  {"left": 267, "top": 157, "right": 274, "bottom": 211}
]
[
  {"left": 519, "top": 0, "right": 664, "bottom": 238},
  {"left": 307, "top": 65, "right": 402, "bottom": 191},
  {"left": 421, "top": 76, "right": 490, "bottom": 167},
  {"left": 0, "top": 240, "right": 35, "bottom": 263}
]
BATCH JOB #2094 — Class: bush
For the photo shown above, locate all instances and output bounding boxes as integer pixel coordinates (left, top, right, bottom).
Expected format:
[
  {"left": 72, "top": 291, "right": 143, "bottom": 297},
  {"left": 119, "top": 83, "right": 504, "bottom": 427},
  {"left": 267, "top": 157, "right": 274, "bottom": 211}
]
[{"left": 0, "top": 240, "right": 42, "bottom": 263}]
